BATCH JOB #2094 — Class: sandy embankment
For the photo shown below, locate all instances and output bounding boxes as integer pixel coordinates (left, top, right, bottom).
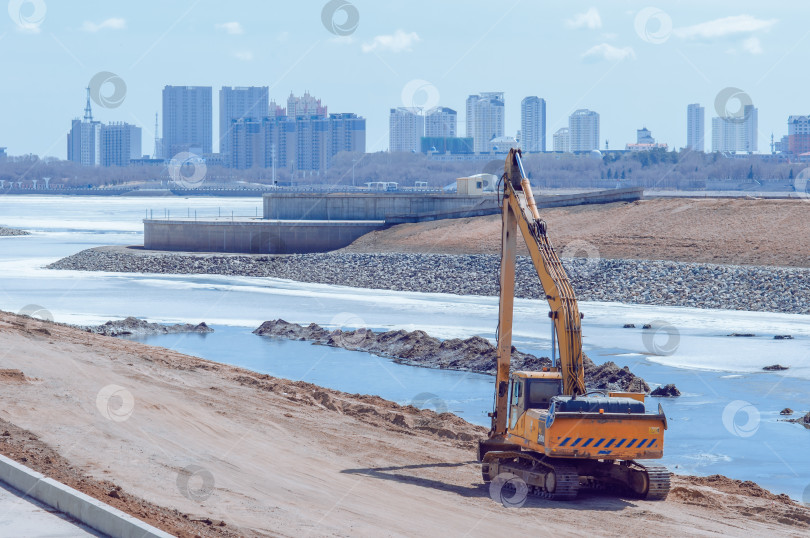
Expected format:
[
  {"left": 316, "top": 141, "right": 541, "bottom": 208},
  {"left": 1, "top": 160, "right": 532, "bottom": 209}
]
[
  {"left": 1, "top": 311, "right": 808, "bottom": 537},
  {"left": 343, "top": 198, "right": 810, "bottom": 268}
]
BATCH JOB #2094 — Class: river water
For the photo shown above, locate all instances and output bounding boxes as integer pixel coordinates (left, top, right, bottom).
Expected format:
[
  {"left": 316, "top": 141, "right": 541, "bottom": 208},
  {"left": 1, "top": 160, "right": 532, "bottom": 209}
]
[{"left": 1, "top": 195, "right": 808, "bottom": 501}]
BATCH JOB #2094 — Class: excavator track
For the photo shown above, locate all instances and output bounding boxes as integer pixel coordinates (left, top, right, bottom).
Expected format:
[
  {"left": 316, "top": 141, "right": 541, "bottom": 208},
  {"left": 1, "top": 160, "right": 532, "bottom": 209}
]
[
  {"left": 638, "top": 465, "right": 671, "bottom": 500},
  {"left": 482, "top": 451, "right": 581, "bottom": 501}
]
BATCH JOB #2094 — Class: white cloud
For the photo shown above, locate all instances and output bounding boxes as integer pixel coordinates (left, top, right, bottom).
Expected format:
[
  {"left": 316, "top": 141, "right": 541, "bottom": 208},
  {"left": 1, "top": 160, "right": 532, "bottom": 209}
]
[
  {"left": 581, "top": 43, "right": 636, "bottom": 63},
  {"left": 566, "top": 8, "right": 602, "bottom": 30},
  {"left": 234, "top": 51, "right": 253, "bottom": 61},
  {"left": 216, "top": 22, "right": 244, "bottom": 35},
  {"left": 362, "top": 30, "right": 420, "bottom": 53},
  {"left": 81, "top": 18, "right": 126, "bottom": 33},
  {"left": 674, "top": 15, "right": 776, "bottom": 40},
  {"left": 741, "top": 36, "right": 763, "bottom": 54}
]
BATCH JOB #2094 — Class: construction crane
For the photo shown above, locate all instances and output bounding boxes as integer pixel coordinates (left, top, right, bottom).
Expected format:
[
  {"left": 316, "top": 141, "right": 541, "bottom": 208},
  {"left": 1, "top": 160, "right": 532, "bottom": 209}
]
[{"left": 477, "top": 149, "right": 670, "bottom": 500}]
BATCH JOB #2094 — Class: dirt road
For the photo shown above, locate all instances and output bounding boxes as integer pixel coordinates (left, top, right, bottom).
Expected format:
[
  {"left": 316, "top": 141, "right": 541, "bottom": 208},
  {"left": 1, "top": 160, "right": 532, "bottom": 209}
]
[
  {"left": 1, "top": 312, "right": 808, "bottom": 536},
  {"left": 343, "top": 198, "right": 810, "bottom": 268}
]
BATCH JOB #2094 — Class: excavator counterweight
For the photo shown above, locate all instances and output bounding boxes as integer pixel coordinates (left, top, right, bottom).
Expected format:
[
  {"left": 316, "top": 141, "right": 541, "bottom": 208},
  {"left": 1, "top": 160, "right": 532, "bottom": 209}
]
[{"left": 478, "top": 149, "right": 669, "bottom": 501}]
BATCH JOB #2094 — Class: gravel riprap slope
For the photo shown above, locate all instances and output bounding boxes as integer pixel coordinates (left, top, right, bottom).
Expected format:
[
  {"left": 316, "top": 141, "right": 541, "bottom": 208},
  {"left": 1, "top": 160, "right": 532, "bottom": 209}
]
[{"left": 48, "top": 246, "right": 810, "bottom": 315}]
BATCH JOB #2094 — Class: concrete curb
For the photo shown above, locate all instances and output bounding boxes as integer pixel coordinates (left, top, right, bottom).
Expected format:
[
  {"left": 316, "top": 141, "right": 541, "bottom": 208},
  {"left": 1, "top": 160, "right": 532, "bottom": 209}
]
[{"left": 0, "top": 454, "right": 174, "bottom": 538}]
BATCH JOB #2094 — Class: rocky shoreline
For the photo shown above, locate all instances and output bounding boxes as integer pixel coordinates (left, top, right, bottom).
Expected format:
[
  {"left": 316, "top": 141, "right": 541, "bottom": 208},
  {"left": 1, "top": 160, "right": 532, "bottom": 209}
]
[
  {"left": 48, "top": 246, "right": 810, "bottom": 315},
  {"left": 0, "top": 226, "right": 30, "bottom": 236},
  {"left": 253, "top": 319, "right": 661, "bottom": 394}
]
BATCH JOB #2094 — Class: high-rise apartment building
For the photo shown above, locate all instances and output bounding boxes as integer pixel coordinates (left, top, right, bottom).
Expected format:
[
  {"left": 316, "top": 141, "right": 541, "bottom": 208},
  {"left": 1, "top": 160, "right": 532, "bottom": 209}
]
[
  {"left": 230, "top": 111, "right": 365, "bottom": 171},
  {"left": 686, "top": 103, "right": 705, "bottom": 152},
  {"left": 552, "top": 127, "right": 570, "bottom": 153},
  {"left": 219, "top": 86, "right": 269, "bottom": 156},
  {"left": 712, "top": 106, "right": 758, "bottom": 153},
  {"left": 568, "top": 109, "right": 600, "bottom": 152},
  {"left": 520, "top": 96, "right": 546, "bottom": 152},
  {"left": 425, "top": 107, "right": 457, "bottom": 138},
  {"left": 287, "top": 91, "right": 327, "bottom": 118},
  {"left": 788, "top": 115, "right": 810, "bottom": 154},
  {"left": 389, "top": 107, "right": 424, "bottom": 153},
  {"left": 466, "top": 92, "right": 505, "bottom": 153},
  {"left": 67, "top": 90, "right": 141, "bottom": 167},
  {"left": 100, "top": 122, "right": 142, "bottom": 166},
  {"left": 67, "top": 89, "right": 102, "bottom": 166},
  {"left": 162, "top": 86, "right": 212, "bottom": 157}
]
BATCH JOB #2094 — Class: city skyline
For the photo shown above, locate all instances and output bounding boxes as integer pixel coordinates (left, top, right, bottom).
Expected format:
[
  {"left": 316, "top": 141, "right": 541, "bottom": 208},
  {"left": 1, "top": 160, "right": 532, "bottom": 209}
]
[{"left": 0, "top": 2, "right": 807, "bottom": 159}]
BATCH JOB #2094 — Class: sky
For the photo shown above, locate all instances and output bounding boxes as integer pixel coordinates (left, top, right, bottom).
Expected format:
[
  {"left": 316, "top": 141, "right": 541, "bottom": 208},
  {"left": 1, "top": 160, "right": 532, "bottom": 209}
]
[{"left": 0, "top": 0, "right": 807, "bottom": 159}]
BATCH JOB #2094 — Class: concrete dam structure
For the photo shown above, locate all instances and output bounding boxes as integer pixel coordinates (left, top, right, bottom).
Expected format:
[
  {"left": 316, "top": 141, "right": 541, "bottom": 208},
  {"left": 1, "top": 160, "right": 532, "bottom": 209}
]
[{"left": 143, "top": 188, "right": 643, "bottom": 254}]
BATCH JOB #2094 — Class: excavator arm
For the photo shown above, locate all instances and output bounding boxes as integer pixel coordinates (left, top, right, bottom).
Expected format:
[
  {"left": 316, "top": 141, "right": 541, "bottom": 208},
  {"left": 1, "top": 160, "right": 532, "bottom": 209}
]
[{"left": 491, "top": 148, "right": 585, "bottom": 437}]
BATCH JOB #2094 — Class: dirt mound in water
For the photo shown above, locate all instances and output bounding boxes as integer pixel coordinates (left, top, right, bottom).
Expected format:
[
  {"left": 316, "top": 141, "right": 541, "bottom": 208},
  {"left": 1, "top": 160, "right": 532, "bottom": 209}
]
[
  {"left": 84, "top": 317, "right": 214, "bottom": 337},
  {"left": 787, "top": 412, "right": 810, "bottom": 429},
  {"left": 650, "top": 383, "right": 681, "bottom": 397},
  {"left": 254, "top": 319, "right": 652, "bottom": 393}
]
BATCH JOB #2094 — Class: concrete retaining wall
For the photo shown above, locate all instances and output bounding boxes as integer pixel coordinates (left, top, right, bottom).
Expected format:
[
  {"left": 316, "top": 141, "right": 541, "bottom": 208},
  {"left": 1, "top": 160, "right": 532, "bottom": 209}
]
[
  {"left": 263, "top": 193, "right": 498, "bottom": 221},
  {"left": 144, "top": 218, "right": 386, "bottom": 254},
  {"left": 0, "top": 454, "right": 172, "bottom": 538}
]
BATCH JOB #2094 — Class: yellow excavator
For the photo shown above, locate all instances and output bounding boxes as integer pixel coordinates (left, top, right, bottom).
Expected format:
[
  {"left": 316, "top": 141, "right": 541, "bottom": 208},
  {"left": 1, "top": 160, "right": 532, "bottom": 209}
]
[{"left": 477, "top": 149, "right": 669, "bottom": 500}]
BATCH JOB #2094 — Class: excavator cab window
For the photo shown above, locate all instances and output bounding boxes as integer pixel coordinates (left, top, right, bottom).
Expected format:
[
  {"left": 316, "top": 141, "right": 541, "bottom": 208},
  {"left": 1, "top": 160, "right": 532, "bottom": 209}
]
[{"left": 525, "top": 379, "right": 561, "bottom": 410}]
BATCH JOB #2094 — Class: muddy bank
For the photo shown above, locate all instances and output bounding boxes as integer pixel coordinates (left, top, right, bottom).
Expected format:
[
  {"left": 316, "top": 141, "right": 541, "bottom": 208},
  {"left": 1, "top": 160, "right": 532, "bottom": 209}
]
[
  {"left": 82, "top": 316, "right": 214, "bottom": 337},
  {"left": 253, "top": 319, "right": 656, "bottom": 393}
]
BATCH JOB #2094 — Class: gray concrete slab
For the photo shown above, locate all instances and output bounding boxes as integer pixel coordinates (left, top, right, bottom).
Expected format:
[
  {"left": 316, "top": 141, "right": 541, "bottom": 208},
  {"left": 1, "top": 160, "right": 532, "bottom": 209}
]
[{"left": 0, "top": 481, "right": 100, "bottom": 537}]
